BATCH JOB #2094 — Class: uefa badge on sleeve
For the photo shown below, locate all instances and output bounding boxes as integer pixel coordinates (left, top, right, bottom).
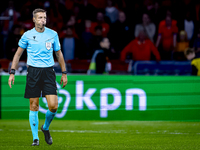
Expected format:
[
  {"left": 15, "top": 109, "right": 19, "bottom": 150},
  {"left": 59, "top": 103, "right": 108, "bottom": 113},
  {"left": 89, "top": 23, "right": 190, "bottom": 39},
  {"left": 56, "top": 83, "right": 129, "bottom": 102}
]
[{"left": 46, "top": 42, "right": 52, "bottom": 50}]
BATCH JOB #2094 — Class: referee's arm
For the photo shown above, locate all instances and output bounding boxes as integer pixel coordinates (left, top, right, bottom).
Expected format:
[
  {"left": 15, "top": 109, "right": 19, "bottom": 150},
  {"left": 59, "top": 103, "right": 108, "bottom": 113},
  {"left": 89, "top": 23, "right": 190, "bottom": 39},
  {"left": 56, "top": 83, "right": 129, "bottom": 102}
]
[
  {"left": 55, "top": 50, "right": 68, "bottom": 88},
  {"left": 8, "top": 47, "right": 24, "bottom": 88}
]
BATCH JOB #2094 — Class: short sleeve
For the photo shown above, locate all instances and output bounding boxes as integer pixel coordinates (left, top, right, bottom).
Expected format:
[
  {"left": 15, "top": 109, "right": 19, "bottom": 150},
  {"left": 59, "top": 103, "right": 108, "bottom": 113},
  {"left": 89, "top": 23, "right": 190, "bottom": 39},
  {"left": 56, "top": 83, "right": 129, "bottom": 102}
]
[
  {"left": 18, "top": 33, "right": 28, "bottom": 49},
  {"left": 191, "top": 59, "right": 197, "bottom": 66},
  {"left": 53, "top": 34, "right": 61, "bottom": 51}
]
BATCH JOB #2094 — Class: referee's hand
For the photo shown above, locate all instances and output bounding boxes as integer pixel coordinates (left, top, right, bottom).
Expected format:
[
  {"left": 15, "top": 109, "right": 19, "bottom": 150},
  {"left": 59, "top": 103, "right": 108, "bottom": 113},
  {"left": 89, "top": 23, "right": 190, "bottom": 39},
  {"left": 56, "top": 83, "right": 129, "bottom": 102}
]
[
  {"left": 60, "top": 74, "right": 68, "bottom": 88},
  {"left": 8, "top": 74, "right": 15, "bottom": 88}
]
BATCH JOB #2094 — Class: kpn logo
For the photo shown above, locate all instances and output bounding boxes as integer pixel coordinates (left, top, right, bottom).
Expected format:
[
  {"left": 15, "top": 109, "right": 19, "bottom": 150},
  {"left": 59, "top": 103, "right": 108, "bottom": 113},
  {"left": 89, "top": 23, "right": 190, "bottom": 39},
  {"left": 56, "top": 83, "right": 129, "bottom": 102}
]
[{"left": 39, "top": 81, "right": 147, "bottom": 118}]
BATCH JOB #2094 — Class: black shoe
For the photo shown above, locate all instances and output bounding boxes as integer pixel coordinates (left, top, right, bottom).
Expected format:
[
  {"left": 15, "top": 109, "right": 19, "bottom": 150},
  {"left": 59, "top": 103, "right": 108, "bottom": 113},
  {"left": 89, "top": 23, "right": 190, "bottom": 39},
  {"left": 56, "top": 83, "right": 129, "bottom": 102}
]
[
  {"left": 31, "top": 139, "right": 39, "bottom": 146},
  {"left": 41, "top": 125, "right": 53, "bottom": 145}
]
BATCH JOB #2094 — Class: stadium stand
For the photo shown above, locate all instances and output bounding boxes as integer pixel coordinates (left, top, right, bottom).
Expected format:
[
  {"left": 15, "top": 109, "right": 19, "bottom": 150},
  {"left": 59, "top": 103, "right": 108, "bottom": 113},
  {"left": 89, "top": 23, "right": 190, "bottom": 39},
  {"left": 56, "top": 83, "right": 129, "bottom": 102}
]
[{"left": 1, "top": 0, "right": 200, "bottom": 75}]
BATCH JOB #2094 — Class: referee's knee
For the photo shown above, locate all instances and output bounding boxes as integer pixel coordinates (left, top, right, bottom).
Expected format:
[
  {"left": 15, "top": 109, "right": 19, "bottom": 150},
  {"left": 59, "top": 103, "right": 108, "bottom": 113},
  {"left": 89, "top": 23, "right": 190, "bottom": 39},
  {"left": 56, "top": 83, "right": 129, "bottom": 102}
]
[
  {"left": 30, "top": 103, "right": 39, "bottom": 111},
  {"left": 49, "top": 106, "right": 58, "bottom": 113},
  {"left": 29, "top": 98, "right": 39, "bottom": 111}
]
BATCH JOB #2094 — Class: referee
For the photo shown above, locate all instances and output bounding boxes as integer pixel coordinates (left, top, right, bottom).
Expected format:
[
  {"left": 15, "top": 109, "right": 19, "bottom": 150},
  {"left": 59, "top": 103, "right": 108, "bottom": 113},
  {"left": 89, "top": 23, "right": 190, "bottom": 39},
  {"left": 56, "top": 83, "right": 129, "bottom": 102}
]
[{"left": 8, "top": 8, "right": 68, "bottom": 146}]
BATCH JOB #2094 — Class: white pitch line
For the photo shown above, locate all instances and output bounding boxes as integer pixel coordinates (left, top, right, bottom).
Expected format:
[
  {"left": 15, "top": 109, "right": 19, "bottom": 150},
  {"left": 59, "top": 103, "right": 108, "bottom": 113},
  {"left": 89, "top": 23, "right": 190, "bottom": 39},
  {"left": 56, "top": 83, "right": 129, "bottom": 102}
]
[
  {"left": 0, "top": 129, "right": 199, "bottom": 135},
  {"left": 51, "top": 129, "right": 125, "bottom": 133},
  {"left": 92, "top": 122, "right": 110, "bottom": 125},
  {"left": 0, "top": 129, "right": 126, "bottom": 133}
]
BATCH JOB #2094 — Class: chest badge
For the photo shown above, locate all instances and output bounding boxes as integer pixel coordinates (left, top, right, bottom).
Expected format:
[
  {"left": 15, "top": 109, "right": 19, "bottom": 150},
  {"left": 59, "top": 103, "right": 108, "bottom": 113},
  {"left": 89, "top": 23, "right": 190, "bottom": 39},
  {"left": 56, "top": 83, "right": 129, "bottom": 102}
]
[{"left": 46, "top": 42, "right": 52, "bottom": 50}]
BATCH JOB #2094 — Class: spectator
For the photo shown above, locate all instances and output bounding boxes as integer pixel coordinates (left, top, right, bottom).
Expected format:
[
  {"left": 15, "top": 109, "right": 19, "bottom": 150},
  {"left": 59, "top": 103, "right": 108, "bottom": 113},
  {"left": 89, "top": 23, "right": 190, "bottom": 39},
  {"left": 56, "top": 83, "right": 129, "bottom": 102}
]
[
  {"left": 64, "top": 15, "right": 79, "bottom": 39},
  {"left": 142, "top": 0, "right": 156, "bottom": 18},
  {"left": 184, "top": 48, "right": 200, "bottom": 76},
  {"left": 0, "top": 0, "right": 20, "bottom": 58},
  {"left": 80, "top": 19, "right": 94, "bottom": 59},
  {"left": 61, "top": 26, "right": 81, "bottom": 61},
  {"left": 71, "top": 4, "right": 84, "bottom": 37},
  {"left": 120, "top": 30, "right": 161, "bottom": 61},
  {"left": 148, "top": 1, "right": 162, "bottom": 29},
  {"left": 5, "top": 25, "right": 27, "bottom": 60},
  {"left": 44, "top": 0, "right": 64, "bottom": 36},
  {"left": 155, "top": 15, "right": 178, "bottom": 60},
  {"left": 177, "top": 30, "right": 189, "bottom": 49},
  {"left": 176, "top": 30, "right": 189, "bottom": 51},
  {"left": 143, "top": 0, "right": 154, "bottom": 11},
  {"left": 134, "top": 12, "right": 156, "bottom": 42},
  {"left": 49, "top": 0, "right": 68, "bottom": 24},
  {"left": 91, "top": 11, "right": 110, "bottom": 37},
  {"left": 72, "top": 4, "right": 82, "bottom": 24},
  {"left": 87, "top": 37, "right": 111, "bottom": 74},
  {"left": 173, "top": 30, "right": 189, "bottom": 60},
  {"left": 81, "top": 0, "right": 97, "bottom": 21},
  {"left": 191, "top": 56, "right": 200, "bottom": 76},
  {"left": 178, "top": 9, "right": 195, "bottom": 42},
  {"left": 193, "top": 28, "right": 200, "bottom": 58},
  {"left": 108, "top": 11, "right": 133, "bottom": 59},
  {"left": 90, "top": 25, "right": 104, "bottom": 53},
  {"left": 66, "top": 15, "right": 76, "bottom": 26},
  {"left": 184, "top": 10, "right": 195, "bottom": 41},
  {"left": 18, "top": 7, "right": 34, "bottom": 31},
  {"left": 105, "top": 0, "right": 119, "bottom": 24},
  {"left": 84, "top": 19, "right": 93, "bottom": 33}
]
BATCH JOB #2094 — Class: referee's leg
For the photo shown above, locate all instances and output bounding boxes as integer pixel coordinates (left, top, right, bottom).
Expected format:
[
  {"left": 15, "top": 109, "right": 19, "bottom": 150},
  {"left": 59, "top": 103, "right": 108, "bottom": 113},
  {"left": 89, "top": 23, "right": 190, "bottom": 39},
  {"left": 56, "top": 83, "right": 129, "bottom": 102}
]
[
  {"left": 45, "top": 95, "right": 58, "bottom": 113},
  {"left": 43, "top": 95, "right": 58, "bottom": 128},
  {"left": 29, "top": 98, "right": 39, "bottom": 146},
  {"left": 41, "top": 95, "right": 58, "bottom": 145}
]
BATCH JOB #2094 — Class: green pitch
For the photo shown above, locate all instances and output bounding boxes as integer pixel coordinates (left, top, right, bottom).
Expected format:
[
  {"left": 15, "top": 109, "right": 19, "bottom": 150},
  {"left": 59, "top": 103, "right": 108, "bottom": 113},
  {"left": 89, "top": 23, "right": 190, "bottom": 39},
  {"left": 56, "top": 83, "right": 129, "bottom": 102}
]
[{"left": 0, "top": 120, "right": 199, "bottom": 150}]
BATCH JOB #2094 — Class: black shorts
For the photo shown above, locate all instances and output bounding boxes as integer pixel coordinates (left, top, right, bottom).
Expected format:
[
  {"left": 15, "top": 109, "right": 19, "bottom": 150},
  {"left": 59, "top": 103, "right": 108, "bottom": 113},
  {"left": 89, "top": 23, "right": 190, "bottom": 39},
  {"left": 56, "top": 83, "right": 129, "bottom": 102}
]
[{"left": 24, "top": 66, "right": 57, "bottom": 99}]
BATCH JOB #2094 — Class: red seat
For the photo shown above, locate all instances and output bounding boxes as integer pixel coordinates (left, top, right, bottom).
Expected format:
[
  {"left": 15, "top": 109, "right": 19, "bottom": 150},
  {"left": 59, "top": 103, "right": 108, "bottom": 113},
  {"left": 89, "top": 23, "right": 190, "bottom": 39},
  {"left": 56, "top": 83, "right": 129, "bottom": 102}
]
[
  {"left": 67, "top": 59, "right": 129, "bottom": 74},
  {"left": 67, "top": 59, "right": 91, "bottom": 73},
  {"left": 110, "top": 60, "right": 129, "bottom": 71}
]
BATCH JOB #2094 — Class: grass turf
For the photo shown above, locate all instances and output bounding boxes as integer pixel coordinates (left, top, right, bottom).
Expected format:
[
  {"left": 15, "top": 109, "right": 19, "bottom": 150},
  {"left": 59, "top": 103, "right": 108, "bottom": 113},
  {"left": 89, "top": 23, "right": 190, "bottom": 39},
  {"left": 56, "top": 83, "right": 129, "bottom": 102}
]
[{"left": 0, "top": 120, "right": 199, "bottom": 150}]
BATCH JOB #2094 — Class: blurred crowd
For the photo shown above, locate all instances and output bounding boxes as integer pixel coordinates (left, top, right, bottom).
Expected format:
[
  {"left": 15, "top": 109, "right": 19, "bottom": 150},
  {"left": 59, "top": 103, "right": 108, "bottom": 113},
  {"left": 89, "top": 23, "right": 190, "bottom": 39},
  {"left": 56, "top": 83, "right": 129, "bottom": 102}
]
[{"left": 1, "top": 0, "right": 200, "bottom": 62}]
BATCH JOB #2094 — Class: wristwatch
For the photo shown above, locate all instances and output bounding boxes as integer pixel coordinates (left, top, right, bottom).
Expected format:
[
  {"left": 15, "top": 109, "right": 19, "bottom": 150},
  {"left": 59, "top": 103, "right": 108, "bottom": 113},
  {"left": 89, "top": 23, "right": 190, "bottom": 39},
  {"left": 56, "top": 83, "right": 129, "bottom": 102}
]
[
  {"left": 9, "top": 69, "right": 15, "bottom": 75},
  {"left": 62, "top": 71, "right": 67, "bottom": 74}
]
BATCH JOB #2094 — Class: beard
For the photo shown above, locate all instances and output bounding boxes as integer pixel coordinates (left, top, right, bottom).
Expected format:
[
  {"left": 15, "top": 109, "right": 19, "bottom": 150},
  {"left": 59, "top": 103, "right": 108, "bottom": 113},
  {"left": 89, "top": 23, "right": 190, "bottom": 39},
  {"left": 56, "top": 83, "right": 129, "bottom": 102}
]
[
  {"left": 35, "top": 23, "right": 46, "bottom": 32},
  {"left": 37, "top": 22, "right": 46, "bottom": 28},
  {"left": 41, "top": 23, "right": 46, "bottom": 27},
  {"left": 42, "top": 22, "right": 46, "bottom": 26}
]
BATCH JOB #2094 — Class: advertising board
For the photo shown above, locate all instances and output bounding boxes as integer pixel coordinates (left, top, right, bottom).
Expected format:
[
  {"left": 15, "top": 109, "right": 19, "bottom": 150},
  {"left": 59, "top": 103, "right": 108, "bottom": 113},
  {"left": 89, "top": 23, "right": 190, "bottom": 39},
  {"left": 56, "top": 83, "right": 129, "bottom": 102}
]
[{"left": 1, "top": 75, "right": 200, "bottom": 121}]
